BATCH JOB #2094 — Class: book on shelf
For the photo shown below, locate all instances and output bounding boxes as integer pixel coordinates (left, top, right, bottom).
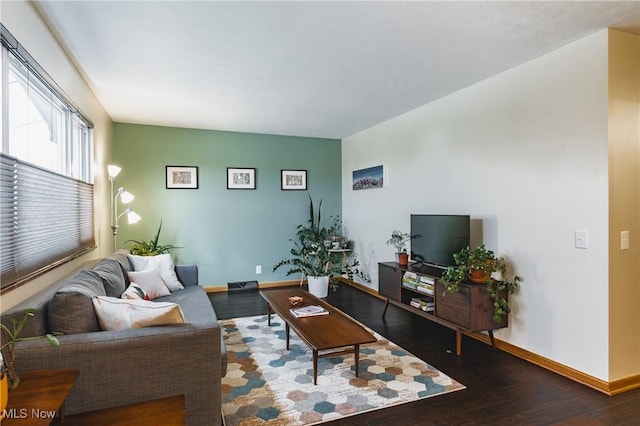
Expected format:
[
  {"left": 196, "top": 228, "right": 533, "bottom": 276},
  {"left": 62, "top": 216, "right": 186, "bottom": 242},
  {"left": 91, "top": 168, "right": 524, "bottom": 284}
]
[
  {"left": 290, "top": 305, "right": 329, "bottom": 318},
  {"left": 402, "top": 272, "right": 435, "bottom": 295},
  {"left": 403, "top": 271, "right": 418, "bottom": 282},
  {"left": 410, "top": 297, "right": 435, "bottom": 312},
  {"left": 415, "top": 283, "right": 434, "bottom": 295},
  {"left": 402, "top": 281, "right": 417, "bottom": 290},
  {"left": 402, "top": 280, "right": 434, "bottom": 295}
]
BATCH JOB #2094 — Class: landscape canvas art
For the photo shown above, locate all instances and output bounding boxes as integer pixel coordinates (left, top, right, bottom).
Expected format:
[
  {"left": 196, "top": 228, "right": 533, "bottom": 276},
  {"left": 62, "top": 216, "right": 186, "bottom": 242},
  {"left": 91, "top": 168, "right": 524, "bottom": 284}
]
[{"left": 352, "top": 165, "right": 384, "bottom": 190}]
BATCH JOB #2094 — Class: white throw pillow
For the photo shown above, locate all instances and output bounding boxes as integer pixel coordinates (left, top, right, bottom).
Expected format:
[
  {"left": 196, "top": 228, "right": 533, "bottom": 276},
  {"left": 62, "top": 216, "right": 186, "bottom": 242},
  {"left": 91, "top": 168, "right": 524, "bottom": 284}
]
[
  {"left": 126, "top": 269, "right": 170, "bottom": 300},
  {"left": 127, "top": 254, "right": 184, "bottom": 291},
  {"left": 92, "top": 296, "right": 185, "bottom": 331},
  {"left": 121, "top": 284, "right": 148, "bottom": 300}
]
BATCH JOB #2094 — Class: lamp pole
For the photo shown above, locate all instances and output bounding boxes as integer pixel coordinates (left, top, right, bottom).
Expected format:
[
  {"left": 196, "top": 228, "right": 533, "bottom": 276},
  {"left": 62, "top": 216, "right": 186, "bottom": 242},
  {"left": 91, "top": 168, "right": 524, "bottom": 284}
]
[{"left": 108, "top": 165, "right": 140, "bottom": 250}]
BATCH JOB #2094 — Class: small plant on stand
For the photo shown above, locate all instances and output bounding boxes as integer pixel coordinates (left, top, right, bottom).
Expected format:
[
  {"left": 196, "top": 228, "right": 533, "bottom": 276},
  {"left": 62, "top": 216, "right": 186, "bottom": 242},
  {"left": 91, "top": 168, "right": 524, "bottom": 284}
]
[
  {"left": 1, "top": 309, "right": 60, "bottom": 390},
  {"left": 386, "top": 230, "right": 418, "bottom": 265}
]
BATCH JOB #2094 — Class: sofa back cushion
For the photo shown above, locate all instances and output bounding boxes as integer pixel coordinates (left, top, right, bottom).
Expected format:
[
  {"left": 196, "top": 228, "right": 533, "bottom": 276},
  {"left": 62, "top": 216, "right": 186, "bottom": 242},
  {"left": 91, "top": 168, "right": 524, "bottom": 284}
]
[
  {"left": 93, "top": 258, "right": 127, "bottom": 297},
  {"left": 48, "top": 270, "right": 106, "bottom": 334}
]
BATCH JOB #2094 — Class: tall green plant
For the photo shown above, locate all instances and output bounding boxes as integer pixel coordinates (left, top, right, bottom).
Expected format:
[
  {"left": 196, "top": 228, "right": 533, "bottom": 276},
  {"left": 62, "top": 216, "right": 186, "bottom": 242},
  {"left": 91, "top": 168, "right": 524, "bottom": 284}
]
[
  {"left": 274, "top": 195, "right": 341, "bottom": 277},
  {"left": 273, "top": 195, "right": 370, "bottom": 290}
]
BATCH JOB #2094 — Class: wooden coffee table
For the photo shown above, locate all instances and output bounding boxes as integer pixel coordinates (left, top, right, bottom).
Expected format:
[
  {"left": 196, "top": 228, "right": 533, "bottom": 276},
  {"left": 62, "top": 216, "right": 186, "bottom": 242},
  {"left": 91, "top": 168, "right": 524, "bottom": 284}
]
[{"left": 259, "top": 288, "right": 376, "bottom": 385}]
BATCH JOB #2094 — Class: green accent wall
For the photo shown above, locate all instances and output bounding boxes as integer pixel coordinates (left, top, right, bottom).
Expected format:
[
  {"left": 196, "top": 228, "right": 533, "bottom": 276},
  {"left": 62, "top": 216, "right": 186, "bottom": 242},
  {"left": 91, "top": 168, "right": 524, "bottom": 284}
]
[{"left": 113, "top": 123, "right": 341, "bottom": 286}]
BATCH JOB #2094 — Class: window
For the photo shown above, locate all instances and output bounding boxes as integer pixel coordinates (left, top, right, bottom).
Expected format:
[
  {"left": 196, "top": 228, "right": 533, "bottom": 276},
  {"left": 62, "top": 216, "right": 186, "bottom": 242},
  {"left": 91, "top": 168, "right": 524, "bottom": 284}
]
[{"left": 1, "top": 24, "right": 95, "bottom": 293}]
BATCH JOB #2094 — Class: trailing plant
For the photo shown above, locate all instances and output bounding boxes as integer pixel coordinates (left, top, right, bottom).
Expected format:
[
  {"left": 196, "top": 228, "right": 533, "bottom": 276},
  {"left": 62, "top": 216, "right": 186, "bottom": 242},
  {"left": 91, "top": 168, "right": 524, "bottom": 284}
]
[
  {"left": 386, "top": 230, "right": 418, "bottom": 254},
  {"left": 440, "top": 245, "right": 522, "bottom": 323},
  {"left": 274, "top": 195, "right": 370, "bottom": 290},
  {"left": 0, "top": 309, "right": 60, "bottom": 389},
  {"left": 127, "top": 220, "right": 181, "bottom": 256}
]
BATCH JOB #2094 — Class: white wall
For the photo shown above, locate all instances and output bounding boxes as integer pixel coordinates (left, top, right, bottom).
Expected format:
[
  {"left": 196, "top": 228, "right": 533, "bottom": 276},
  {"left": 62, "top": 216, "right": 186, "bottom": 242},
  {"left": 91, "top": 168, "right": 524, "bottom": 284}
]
[
  {"left": 343, "top": 31, "right": 610, "bottom": 380},
  {"left": 1, "top": 1, "right": 113, "bottom": 309}
]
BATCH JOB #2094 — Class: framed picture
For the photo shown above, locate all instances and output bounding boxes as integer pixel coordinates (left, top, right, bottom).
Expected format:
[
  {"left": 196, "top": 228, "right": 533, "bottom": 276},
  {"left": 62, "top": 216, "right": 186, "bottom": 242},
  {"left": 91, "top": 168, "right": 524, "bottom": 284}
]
[
  {"left": 352, "top": 165, "right": 384, "bottom": 190},
  {"left": 281, "top": 169, "right": 307, "bottom": 190},
  {"left": 227, "top": 167, "right": 256, "bottom": 190},
  {"left": 166, "top": 166, "right": 198, "bottom": 189}
]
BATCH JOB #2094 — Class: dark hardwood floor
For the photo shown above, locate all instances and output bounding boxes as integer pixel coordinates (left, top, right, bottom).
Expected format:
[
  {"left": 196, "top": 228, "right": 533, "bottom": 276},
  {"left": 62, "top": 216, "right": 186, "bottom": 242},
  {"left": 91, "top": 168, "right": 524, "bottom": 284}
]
[{"left": 210, "top": 284, "right": 640, "bottom": 426}]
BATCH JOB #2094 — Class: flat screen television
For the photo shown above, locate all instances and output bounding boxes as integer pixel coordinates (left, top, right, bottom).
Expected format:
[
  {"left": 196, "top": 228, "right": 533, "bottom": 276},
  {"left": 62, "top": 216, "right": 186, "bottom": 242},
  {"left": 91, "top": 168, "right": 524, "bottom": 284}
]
[{"left": 410, "top": 215, "right": 470, "bottom": 268}]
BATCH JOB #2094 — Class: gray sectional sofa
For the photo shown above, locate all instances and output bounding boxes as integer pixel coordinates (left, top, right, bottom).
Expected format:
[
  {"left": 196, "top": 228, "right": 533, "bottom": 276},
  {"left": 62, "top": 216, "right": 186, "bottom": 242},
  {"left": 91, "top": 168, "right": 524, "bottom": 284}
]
[{"left": 0, "top": 250, "right": 227, "bottom": 426}]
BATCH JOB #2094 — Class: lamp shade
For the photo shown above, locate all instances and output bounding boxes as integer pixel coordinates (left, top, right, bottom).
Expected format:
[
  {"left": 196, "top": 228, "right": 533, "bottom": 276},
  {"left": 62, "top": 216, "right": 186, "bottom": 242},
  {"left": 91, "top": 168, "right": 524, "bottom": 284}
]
[
  {"left": 126, "top": 209, "right": 142, "bottom": 224},
  {"left": 107, "top": 164, "right": 122, "bottom": 179},
  {"left": 118, "top": 187, "right": 135, "bottom": 204}
]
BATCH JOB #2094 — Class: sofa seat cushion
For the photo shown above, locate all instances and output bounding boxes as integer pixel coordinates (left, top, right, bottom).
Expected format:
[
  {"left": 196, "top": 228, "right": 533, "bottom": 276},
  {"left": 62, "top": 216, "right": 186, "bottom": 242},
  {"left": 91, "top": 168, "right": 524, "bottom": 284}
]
[
  {"left": 155, "top": 286, "right": 215, "bottom": 324},
  {"left": 156, "top": 286, "right": 228, "bottom": 375},
  {"left": 92, "top": 296, "right": 185, "bottom": 331},
  {"left": 48, "top": 270, "right": 106, "bottom": 334}
]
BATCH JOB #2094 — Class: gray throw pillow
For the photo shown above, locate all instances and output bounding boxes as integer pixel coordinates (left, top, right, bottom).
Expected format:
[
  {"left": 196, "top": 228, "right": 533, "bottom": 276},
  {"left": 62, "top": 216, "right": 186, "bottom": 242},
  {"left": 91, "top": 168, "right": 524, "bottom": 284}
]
[
  {"left": 93, "top": 258, "right": 127, "bottom": 297},
  {"left": 48, "top": 270, "right": 106, "bottom": 334}
]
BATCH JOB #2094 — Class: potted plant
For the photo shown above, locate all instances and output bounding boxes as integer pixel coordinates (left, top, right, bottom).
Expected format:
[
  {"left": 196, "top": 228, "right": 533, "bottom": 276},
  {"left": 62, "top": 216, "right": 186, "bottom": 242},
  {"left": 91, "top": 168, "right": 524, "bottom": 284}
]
[
  {"left": 274, "top": 195, "right": 368, "bottom": 296},
  {"left": 0, "top": 309, "right": 60, "bottom": 390},
  {"left": 386, "top": 230, "right": 417, "bottom": 265},
  {"left": 440, "top": 245, "right": 522, "bottom": 323},
  {"left": 127, "top": 220, "right": 181, "bottom": 256}
]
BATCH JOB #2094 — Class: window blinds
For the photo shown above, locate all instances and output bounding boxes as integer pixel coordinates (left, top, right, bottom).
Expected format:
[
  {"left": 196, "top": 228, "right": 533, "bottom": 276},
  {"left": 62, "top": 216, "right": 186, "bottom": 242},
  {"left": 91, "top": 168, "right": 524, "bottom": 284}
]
[{"left": 0, "top": 153, "right": 95, "bottom": 292}]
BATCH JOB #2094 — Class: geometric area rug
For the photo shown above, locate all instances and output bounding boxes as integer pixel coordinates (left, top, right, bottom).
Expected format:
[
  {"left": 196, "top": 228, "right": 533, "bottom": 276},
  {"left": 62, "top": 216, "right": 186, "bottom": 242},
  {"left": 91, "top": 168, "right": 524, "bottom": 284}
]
[{"left": 221, "top": 314, "right": 465, "bottom": 425}]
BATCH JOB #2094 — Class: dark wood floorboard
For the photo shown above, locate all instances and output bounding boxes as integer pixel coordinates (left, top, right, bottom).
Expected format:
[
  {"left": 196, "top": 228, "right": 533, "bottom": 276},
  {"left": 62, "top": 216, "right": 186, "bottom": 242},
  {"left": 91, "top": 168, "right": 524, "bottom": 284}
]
[{"left": 210, "top": 284, "right": 640, "bottom": 425}]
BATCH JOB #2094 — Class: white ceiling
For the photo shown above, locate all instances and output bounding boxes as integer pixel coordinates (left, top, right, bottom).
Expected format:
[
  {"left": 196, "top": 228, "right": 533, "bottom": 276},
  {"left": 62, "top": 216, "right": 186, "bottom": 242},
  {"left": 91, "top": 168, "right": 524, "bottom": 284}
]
[{"left": 36, "top": 1, "right": 640, "bottom": 139}]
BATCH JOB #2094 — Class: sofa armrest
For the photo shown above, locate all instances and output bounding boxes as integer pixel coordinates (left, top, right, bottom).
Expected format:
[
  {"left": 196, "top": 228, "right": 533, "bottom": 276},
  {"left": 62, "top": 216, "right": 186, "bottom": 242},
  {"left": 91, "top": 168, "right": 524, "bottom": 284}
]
[
  {"left": 14, "top": 322, "right": 222, "bottom": 425},
  {"left": 175, "top": 264, "right": 198, "bottom": 287}
]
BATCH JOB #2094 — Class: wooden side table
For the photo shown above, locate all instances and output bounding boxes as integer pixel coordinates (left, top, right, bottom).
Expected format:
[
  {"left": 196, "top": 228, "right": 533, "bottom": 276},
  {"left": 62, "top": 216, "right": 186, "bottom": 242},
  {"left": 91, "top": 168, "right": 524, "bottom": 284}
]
[
  {"left": 3, "top": 369, "right": 79, "bottom": 425},
  {"left": 63, "top": 395, "right": 185, "bottom": 425}
]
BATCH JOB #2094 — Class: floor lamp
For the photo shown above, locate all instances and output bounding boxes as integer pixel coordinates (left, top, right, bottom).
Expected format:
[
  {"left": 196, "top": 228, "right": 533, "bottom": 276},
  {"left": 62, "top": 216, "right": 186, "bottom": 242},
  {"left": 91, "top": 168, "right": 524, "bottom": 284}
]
[{"left": 108, "top": 164, "right": 141, "bottom": 249}]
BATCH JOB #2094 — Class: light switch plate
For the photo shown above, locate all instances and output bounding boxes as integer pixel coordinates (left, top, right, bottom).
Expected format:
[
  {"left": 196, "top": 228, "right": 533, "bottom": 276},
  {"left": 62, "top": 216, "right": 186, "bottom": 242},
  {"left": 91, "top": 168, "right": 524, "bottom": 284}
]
[
  {"left": 575, "top": 230, "right": 588, "bottom": 249},
  {"left": 621, "top": 231, "right": 629, "bottom": 250}
]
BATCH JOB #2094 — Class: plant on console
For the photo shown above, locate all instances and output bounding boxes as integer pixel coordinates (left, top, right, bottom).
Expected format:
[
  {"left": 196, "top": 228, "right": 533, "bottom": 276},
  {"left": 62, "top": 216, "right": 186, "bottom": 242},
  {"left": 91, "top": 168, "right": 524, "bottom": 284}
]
[
  {"left": 386, "top": 230, "right": 417, "bottom": 254},
  {"left": 440, "top": 245, "right": 522, "bottom": 323}
]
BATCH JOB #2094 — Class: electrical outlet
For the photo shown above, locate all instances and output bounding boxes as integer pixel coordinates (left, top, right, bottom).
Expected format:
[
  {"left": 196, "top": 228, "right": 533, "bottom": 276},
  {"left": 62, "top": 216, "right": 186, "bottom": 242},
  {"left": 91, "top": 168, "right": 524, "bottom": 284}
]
[{"left": 256, "top": 265, "right": 262, "bottom": 274}]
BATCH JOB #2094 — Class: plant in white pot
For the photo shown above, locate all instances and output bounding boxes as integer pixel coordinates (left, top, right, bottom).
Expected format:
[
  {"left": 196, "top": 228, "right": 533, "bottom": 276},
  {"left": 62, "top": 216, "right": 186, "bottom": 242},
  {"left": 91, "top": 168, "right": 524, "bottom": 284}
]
[{"left": 274, "top": 195, "right": 344, "bottom": 298}]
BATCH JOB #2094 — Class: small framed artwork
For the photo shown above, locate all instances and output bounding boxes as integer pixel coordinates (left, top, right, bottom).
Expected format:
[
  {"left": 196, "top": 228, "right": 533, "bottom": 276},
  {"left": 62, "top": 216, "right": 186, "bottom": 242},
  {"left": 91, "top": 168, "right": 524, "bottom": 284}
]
[
  {"left": 227, "top": 167, "right": 256, "bottom": 190},
  {"left": 352, "top": 165, "right": 384, "bottom": 190},
  {"left": 166, "top": 166, "right": 198, "bottom": 189},
  {"left": 281, "top": 169, "right": 307, "bottom": 190}
]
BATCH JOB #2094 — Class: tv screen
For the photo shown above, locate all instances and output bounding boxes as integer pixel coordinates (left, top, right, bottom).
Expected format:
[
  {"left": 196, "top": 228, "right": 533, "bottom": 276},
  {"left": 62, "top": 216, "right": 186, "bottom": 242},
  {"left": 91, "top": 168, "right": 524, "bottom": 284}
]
[{"left": 410, "top": 215, "right": 470, "bottom": 268}]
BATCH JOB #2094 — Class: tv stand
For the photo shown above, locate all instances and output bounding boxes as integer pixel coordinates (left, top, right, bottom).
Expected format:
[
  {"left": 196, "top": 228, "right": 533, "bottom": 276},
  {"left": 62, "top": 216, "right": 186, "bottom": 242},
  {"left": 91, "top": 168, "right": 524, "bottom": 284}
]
[{"left": 378, "top": 261, "right": 508, "bottom": 355}]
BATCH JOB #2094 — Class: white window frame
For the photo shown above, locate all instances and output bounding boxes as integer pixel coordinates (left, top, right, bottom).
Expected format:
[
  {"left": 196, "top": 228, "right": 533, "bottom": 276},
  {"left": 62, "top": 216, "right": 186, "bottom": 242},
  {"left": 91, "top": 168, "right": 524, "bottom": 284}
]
[{"left": 1, "top": 24, "right": 95, "bottom": 293}]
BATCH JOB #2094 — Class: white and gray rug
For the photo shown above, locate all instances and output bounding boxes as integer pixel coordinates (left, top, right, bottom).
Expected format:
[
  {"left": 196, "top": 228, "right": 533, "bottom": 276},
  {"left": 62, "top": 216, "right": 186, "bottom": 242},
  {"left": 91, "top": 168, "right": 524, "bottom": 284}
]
[{"left": 221, "top": 314, "right": 465, "bottom": 425}]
